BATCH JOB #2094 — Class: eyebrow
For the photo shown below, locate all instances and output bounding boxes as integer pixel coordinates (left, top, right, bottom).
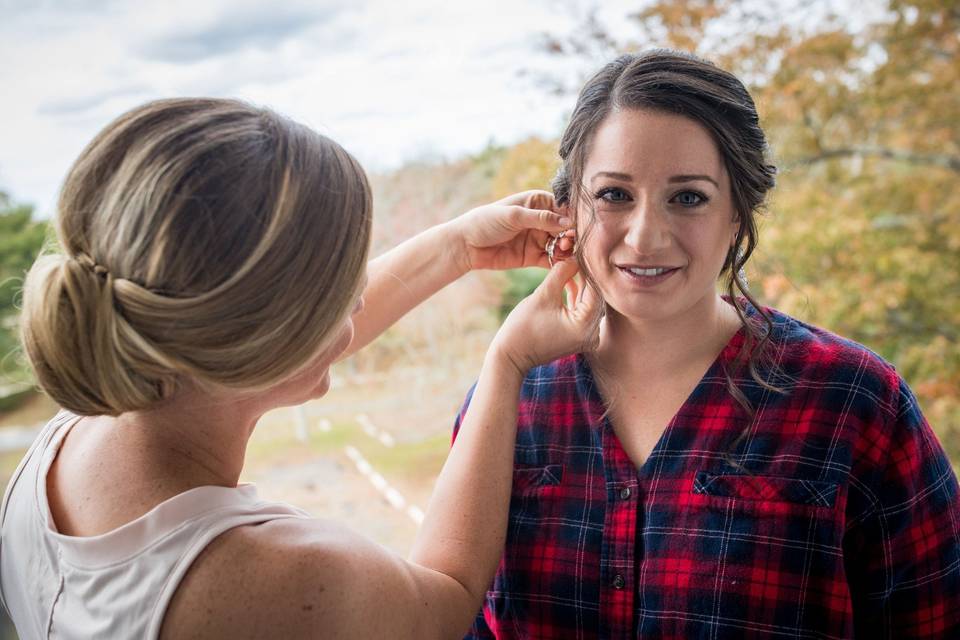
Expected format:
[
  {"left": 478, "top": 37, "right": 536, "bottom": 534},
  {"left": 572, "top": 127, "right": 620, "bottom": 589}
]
[
  {"left": 591, "top": 171, "right": 633, "bottom": 182},
  {"left": 669, "top": 174, "right": 720, "bottom": 188},
  {"left": 590, "top": 171, "right": 720, "bottom": 189}
]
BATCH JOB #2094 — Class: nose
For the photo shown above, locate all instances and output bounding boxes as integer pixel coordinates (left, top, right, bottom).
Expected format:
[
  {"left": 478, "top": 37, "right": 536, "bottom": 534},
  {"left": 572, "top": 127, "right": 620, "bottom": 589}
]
[{"left": 623, "top": 198, "right": 671, "bottom": 254}]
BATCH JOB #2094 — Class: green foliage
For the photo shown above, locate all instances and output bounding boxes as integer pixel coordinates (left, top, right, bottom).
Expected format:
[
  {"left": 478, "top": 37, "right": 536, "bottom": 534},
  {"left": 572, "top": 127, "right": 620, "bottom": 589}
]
[
  {"left": 498, "top": 268, "right": 547, "bottom": 322},
  {"left": 0, "top": 192, "right": 50, "bottom": 382}
]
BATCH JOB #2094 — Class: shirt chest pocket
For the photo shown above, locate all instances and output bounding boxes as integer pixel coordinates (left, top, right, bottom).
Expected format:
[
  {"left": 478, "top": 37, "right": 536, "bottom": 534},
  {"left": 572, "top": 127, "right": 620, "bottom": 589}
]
[
  {"left": 641, "top": 470, "right": 847, "bottom": 636},
  {"left": 505, "top": 463, "right": 566, "bottom": 551},
  {"left": 513, "top": 463, "right": 564, "bottom": 493},
  {"left": 682, "top": 469, "right": 844, "bottom": 555},
  {"left": 692, "top": 470, "right": 840, "bottom": 508}
]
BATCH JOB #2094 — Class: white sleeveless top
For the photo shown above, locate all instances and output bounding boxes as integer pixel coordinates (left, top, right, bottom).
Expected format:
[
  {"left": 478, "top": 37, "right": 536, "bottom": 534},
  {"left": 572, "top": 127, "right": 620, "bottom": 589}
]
[{"left": 0, "top": 412, "right": 310, "bottom": 639}]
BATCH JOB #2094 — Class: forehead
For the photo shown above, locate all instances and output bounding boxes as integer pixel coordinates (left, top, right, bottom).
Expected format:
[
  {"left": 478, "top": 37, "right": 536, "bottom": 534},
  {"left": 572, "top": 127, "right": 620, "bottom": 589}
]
[{"left": 584, "top": 108, "right": 726, "bottom": 182}]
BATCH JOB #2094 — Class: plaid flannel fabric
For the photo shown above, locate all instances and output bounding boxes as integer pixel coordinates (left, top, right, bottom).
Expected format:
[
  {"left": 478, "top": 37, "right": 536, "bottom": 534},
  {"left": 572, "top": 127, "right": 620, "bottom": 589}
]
[{"left": 453, "top": 307, "right": 960, "bottom": 639}]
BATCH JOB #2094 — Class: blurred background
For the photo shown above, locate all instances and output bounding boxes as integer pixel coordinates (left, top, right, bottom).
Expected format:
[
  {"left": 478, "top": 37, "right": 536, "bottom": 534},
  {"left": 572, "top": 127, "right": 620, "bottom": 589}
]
[{"left": 0, "top": 0, "right": 957, "bottom": 637}]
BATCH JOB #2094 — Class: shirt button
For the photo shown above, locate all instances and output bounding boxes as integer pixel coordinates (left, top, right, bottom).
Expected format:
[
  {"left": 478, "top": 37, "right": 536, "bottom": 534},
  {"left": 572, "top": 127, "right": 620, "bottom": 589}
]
[
  {"left": 619, "top": 487, "right": 632, "bottom": 500},
  {"left": 612, "top": 574, "right": 625, "bottom": 590}
]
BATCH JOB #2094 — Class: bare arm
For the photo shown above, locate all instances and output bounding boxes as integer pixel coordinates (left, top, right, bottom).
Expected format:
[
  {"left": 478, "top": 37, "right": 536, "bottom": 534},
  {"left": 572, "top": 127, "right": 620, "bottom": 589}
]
[
  {"left": 340, "top": 190, "right": 572, "bottom": 359},
  {"left": 398, "top": 259, "right": 600, "bottom": 638},
  {"left": 341, "top": 221, "right": 463, "bottom": 359},
  {"left": 164, "top": 261, "right": 598, "bottom": 640}
]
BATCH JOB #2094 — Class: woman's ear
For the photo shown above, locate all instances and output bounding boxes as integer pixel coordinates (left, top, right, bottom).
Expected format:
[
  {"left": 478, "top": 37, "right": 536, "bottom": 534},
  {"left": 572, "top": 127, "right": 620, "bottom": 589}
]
[{"left": 730, "top": 218, "right": 741, "bottom": 247}]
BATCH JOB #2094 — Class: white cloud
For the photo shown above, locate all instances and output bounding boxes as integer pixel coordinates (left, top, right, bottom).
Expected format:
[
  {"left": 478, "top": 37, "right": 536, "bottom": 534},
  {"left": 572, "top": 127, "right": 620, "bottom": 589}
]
[{"left": 0, "top": 0, "right": 631, "bottom": 215}]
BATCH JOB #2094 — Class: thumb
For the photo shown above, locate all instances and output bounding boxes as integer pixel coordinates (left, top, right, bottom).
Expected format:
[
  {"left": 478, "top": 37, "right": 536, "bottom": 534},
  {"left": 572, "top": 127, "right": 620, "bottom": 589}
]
[
  {"left": 576, "top": 280, "right": 604, "bottom": 325},
  {"left": 538, "top": 258, "right": 580, "bottom": 300}
]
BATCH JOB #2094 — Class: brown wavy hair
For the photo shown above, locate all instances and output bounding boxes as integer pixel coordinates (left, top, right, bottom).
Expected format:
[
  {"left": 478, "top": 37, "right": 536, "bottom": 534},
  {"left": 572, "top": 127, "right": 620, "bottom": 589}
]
[{"left": 552, "top": 50, "right": 783, "bottom": 446}]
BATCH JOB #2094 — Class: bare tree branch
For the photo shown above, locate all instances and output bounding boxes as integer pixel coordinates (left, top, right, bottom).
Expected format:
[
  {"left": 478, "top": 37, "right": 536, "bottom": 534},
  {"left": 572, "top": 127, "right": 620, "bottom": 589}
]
[{"left": 790, "top": 146, "right": 960, "bottom": 172}]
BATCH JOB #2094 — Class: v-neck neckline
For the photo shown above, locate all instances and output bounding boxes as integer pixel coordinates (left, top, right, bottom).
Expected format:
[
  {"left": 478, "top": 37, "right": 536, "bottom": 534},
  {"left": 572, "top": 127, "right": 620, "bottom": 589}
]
[{"left": 577, "top": 306, "right": 751, "bottom": 478}]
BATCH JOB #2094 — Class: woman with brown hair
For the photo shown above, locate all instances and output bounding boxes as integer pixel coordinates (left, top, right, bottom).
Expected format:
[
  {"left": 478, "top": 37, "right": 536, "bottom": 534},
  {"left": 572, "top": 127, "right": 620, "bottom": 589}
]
[
  {"left": 455, "top": 50, "right": 960, "bottom": 638},
  {"left": 0, "top": 97, "right": 601, "bottom": 639}
]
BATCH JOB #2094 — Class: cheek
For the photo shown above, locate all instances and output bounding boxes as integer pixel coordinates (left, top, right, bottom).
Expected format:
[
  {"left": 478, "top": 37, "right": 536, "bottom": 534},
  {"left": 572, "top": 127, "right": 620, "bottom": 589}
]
[
  {"left": 575, "top": 216, "right": 616, "bottom": 270},
  {"left": 300, "top": 321, "right": 353, "bottom": 382},
  {"left": 336, "top": 319, "right": 355, "bottom": 356},
  {"left": 664, "top": 213, "right": 710, "bottom": 248}
]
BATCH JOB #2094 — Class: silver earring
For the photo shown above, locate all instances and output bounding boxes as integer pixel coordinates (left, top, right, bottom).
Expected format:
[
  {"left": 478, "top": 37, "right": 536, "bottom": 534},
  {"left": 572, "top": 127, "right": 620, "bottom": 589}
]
[
  {"left": 546, "top": 230, "right": 576, "bottom": 267},
  {"left": 736, "top": 248, "right": 748, "bottom": 288}
]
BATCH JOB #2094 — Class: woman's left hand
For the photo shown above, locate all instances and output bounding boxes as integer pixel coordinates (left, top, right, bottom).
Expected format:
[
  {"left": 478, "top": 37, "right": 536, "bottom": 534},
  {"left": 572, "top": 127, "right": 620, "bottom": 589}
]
[{"left": 449, "top": 190, "right": 575, "bottom": 272}]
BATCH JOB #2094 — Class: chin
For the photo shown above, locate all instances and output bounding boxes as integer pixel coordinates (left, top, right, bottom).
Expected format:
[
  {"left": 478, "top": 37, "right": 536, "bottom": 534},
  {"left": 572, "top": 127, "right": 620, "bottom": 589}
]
[
  {"left": 605, "top": 290, "right": 706, "bottom": 324},
  {"left": 314, "top": 377, "right": 332, "bottom": 399},
  {"left": 305, "top": 371, "right": 332, "bottom": 401}
]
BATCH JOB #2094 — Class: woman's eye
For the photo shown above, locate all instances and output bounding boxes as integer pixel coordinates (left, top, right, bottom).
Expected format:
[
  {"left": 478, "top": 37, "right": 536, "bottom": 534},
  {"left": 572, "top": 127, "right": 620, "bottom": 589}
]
[
  {"left": 673, "top": 191, "right": 707, "bottom": 206},
  {"left": 596, "top": 187, "right": 630, "bottom": 203}
]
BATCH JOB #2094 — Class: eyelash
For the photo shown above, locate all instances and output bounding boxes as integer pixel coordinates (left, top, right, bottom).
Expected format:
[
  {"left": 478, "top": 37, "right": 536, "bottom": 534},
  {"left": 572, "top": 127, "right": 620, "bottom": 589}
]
[
  {"left": 594, "top": 187, "right": 630, "bottom": 203},
  {"left": 592, "top": 187, "right": 710, "bottom": 207},
  {"left": 672, "top": 190, "right": 708, "bottom": 207}
]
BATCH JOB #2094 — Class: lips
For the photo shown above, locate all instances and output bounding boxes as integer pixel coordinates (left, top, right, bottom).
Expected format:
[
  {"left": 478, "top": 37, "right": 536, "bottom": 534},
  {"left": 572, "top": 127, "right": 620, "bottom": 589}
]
[
  {"left": 625, "top": 266, "right": 676, "bottom": 276},
  {"left": 617, "top": 265, "right": 681, "bottom": 285}
]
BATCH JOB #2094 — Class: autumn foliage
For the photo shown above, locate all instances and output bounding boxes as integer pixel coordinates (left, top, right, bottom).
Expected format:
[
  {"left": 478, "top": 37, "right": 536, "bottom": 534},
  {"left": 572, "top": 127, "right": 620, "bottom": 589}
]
[
  {"left": 0, "top": 1, "right": 955, "bottom": 472},
  {"left": 519, "top": 0, "right": 960, "bottom": 468}
]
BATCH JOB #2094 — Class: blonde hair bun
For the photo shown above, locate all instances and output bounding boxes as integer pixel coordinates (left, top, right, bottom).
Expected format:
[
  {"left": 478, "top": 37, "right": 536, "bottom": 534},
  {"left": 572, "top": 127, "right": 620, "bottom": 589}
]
[{"left": 20, "top": 98, "right": 372, "bottom": 416}]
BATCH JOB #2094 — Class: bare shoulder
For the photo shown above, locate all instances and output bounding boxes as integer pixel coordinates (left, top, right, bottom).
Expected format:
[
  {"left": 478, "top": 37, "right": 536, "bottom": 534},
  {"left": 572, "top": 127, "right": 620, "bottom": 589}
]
[{"left": 160, "top": 516, "right": 422, "bottom": 640}]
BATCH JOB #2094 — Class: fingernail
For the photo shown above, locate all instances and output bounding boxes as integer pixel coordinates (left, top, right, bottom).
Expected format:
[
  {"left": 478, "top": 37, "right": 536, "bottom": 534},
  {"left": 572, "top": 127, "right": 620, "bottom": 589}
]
[{"left": 559, "top": 217, "right": 572, "bottom": 226}]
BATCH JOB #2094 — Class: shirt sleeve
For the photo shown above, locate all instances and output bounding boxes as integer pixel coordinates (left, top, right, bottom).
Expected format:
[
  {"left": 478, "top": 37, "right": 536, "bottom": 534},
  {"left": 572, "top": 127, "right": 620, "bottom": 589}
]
[
  {"left": 463, "top": 613, "right": 497, "bottom": 639},
  {"left": 844, "top": 375, "right": 960, "bottom": 638},
  {"left": 451, "top": 381, "right": 478, "bottom": 445}
]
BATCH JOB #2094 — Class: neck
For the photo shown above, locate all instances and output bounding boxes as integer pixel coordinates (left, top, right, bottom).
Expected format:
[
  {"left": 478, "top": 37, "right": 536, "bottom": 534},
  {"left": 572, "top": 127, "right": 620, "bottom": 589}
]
[
  {"left": 595, "top": 293, "right": 742, "bottom": 377},
  {"left": 109, "top": 384, "right": 265, "bottom": 489}
]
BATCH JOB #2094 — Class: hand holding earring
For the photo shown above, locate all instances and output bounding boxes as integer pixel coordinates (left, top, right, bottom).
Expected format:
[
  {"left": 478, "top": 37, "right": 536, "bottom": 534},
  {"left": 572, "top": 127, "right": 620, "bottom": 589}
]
[{"left": 546, "top": 230, "right": 576, "bottom": 267}]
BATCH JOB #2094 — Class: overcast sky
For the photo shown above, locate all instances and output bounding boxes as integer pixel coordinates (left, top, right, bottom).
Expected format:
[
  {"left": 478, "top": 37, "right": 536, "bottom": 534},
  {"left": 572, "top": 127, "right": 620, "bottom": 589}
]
[
  {"left": 0, "top": 0, "right": 880, "bottom": 217},
  {"left": 0, "top": 0, "right": 645, "bottom": 216}
]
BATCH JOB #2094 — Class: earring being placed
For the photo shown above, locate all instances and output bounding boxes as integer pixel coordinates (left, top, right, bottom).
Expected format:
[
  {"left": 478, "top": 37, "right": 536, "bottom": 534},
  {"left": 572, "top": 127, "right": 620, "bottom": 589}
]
[{"left": 546, "top": 230, "right": 576, "bottom": 267}]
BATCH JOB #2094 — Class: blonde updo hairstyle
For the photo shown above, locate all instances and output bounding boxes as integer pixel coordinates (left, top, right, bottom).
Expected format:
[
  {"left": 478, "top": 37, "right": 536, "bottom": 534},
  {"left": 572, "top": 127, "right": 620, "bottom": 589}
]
[{"left": 21, "top": 98, "right": 372, "bottom": 416}]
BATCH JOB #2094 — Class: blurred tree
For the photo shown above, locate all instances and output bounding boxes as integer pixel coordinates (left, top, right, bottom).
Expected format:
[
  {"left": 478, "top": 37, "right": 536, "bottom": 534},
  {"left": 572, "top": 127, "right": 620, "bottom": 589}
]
[
  {"left": 489, "top": 136, "right": 562, "bottom": 308},
  {"left": 533, "top": 0, "right": 959, "bottom": 467},
  {"left": 491, "top": 137, "right": 561, "bottom": 199},
  {"left": 0, "top": 192, "right": 49, "bottom": 382}
]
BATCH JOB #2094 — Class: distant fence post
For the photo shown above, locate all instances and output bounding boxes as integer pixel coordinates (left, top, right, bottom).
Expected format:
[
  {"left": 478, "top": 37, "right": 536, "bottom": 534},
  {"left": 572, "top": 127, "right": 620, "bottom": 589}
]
[{"left": 294, "top": 404, "right": 309, "bottom": 443}]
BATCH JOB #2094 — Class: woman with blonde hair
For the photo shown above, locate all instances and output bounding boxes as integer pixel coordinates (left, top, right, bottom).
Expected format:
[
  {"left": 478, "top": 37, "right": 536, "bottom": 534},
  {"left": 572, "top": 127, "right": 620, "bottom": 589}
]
[{"left": 0, "top": 97, "right": 600, "bottom": 639}]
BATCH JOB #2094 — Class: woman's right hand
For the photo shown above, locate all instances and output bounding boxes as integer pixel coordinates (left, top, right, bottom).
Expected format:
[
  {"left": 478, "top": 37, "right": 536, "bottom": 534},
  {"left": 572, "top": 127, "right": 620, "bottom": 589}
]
[{"left": 491, "top": 259, "right": 603, "bottom": 377}]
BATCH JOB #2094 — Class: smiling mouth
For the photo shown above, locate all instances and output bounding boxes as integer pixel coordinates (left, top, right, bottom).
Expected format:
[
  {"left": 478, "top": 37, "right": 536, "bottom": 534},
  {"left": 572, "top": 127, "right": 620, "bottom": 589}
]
[
  {"left": 617, "top": 265, "right": 682, "bottom": 285},
  {"left": 625, "top": 266, "right": 676, "bottom": 276}
]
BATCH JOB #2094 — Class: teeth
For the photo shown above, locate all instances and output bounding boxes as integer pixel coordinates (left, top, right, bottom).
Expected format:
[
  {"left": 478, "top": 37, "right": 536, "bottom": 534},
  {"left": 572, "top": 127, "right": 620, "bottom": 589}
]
[{"left": 628, "top": 267, "right": 670, "bottom": 276}]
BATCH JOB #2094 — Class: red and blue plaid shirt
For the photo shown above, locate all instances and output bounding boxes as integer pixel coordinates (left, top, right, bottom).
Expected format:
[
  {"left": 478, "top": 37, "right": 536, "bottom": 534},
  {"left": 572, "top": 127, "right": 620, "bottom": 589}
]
[{"left": 453, "top": 305, "right": 960, "bottom": 639}]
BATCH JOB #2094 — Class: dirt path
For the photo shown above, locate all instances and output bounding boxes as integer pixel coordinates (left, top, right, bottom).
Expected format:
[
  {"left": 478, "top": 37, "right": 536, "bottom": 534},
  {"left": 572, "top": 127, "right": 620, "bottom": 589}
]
[{"left": 241, "top": 357, "right": 482, "bottom": 553}]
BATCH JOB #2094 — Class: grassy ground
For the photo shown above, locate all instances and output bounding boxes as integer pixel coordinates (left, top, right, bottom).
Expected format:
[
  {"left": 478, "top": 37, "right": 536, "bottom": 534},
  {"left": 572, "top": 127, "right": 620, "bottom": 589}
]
[{"left": 242, "top": 354, "right": 484, "bottom": 552}]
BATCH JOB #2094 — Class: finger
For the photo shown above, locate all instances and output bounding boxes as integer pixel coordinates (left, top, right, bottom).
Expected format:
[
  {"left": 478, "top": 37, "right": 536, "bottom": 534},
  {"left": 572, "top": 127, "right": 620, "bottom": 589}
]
[
  {"left": 554, "top": 229, "right": 578, "bottom": 262},
  {"left": 577, "top": 281, "right": 604, "bottom": 324},
  {"left": 511, "top": 206, "right": 573, "bottom": 233},
  {"left": 496, "top": 189, "right": 553, "bottom": 208},
  {"left": 538, "top": 257, "right": 580, "bottom": 300},
  {"left": 564, "top": 276, "right": 580, "bottom": 310},
  {"left": 523, "top": 190, "right": 556, "bottom": 212}
]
